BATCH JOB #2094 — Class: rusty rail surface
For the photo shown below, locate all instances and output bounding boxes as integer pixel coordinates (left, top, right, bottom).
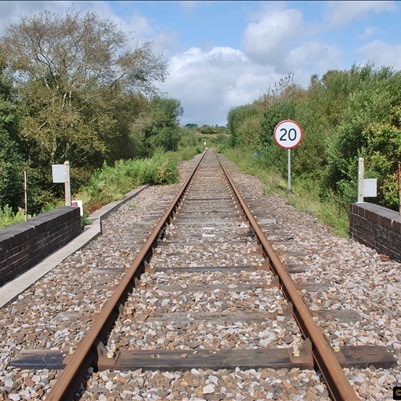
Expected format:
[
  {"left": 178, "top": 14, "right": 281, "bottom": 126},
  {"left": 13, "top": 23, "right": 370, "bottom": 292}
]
[
  {"left": 217, "top": 155, "right": 359, "bottom": 401},
  {"left": 47, "top": 148, "right": 359, "bottom": 401},
  {"left": 46, "top": 152, "right": 207, "bottom": 401}
]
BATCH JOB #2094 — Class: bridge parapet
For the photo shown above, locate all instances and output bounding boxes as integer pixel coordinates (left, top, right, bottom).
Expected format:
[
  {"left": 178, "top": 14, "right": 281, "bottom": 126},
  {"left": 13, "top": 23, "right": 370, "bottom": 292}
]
[
  {"left": 0, "top": 207, "right": 81, "bottom": 286},
  {"left": 349, "top": 202, "right": 401, "bottom": 262}
]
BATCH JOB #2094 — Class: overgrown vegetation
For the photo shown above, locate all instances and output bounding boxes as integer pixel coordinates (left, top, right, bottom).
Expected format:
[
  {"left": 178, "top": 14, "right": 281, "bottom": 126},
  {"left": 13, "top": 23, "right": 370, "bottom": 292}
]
[
  {"left": 0, "top": 8, "right": 183, "bottom": 219},
  {"left": 2, "top": 7, "right": 400, "bottom": 237},
  {"left": 0, "top": 205, "right": 27, "bottom": 229},
  {"left": 224, "top": 64, "right": 401, "bottom": 236},
  {"left": 222, "top": 147, "right": 349, "bottom": 236},
  {"left": 76, "top": 148, "right": 202, "bottom": 214}
]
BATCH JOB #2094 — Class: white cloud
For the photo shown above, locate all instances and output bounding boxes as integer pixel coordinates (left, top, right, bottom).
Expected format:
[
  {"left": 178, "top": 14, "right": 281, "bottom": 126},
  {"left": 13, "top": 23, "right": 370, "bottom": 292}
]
[
  {"left": 152, "top": 31, "right": 180, "bottom": 55},
  {"left": 286, "top": 41, "right": 342, "bottom": 86},
  {"left": 162, "top": 47, "right": 280, "bottom": 126},
  {"left": 0, "top": 1, "right": 70, "bottom": 33},
  {"left": 357, "top": 40, "right": 401, "bottom": 69},
  {"left": 0, "top": 1, "right": 119, "bottom": 34},
  {"left": 358, "top": 26, "right": 381, "bottom": 41},
  {"left": 161, "top": 5, "right": 348, "bottom": 126},
  {"left": 323, "top": 1, "right": 397, "bottom": 29},
  {"left": 241, "top": 8, "right": 304, "bottom": 69},
  {"left": 126, "top": 13, "right": 154, "bottom": 37}
]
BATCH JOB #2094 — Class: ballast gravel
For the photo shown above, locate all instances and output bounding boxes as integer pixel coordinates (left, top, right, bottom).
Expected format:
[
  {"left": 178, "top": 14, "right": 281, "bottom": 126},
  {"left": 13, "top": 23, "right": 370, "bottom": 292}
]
[{"left": 0, "top": 152, "right": 400, "bottom": 400}]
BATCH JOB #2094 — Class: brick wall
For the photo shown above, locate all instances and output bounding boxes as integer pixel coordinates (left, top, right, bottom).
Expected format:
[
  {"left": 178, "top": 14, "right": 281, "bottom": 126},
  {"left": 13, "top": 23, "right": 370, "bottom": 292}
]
[
  {"left": 349, "top": 202, "right": 401, "bottom": 262},
  {"left": 0, "top": 207, "right": 82, "bottom": 286}
]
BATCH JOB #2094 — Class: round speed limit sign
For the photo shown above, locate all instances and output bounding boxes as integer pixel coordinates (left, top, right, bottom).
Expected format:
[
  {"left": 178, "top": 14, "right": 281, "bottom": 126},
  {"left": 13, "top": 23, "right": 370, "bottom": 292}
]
[{"left": 274, "top": 120, "right": 302, "bottom": 149}]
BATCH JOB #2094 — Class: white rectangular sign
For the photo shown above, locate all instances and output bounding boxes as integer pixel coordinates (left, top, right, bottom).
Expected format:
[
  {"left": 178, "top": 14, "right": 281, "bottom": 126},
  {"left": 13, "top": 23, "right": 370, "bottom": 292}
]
[
  {"left": 363, "top": 178, "right": 377, "bottom": 197},
  {"left": 52, "top": 164, "right": 65, "bottom": 183}
]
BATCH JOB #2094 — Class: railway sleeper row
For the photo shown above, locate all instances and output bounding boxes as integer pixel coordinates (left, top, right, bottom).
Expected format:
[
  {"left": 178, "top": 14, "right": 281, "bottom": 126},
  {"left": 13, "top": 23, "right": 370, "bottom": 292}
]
[
  {"left": 12, "top": 341, "right": 394, "bottom": 372},
  {"left": 10, "top": 149, "right": 397, "bottom": 401}
]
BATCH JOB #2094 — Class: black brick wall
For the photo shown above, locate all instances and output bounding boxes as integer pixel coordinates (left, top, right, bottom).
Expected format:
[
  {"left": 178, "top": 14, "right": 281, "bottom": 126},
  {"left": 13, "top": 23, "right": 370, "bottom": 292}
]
[
  {"left": 0, "top": 207, "right": 82, "bottom": 286},
  {"left": 349, "top": 202, "right": 401, "bottom": 262}
]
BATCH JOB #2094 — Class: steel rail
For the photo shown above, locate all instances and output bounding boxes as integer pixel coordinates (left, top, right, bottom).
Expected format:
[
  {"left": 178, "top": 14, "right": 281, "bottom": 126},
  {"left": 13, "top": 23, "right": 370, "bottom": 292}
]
[
  {"left": 46, "top": 150, "right": 207, "bottom": 401},
  {"left": 217, "top": 154, "right": 360, "bottom": 401}
]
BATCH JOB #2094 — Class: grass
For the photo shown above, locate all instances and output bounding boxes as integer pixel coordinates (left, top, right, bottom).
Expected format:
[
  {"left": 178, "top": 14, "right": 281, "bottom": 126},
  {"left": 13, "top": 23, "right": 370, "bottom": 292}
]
[
  {"left": 221, "top": 147, "right": 349, "bottom": 237},
  {"left": 0, "top": 146, "right": 202, "bottom": 229},
  {"left": 0, "top": 205, "right": 28, "bottom": 229},
  {"left": 1, "top": 145, "right": 349, "bottom": 234},
  {"left": 75, "top": 149, "right": 194, "bottom": 214}
]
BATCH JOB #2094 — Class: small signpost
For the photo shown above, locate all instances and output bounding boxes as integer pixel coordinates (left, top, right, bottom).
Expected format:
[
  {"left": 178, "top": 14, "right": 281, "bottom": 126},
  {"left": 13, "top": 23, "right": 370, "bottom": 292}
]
[
  {"left": 274, "top": 120, "right": 303, "bottom": 194},
  {"left": 357, "top": 157, "right": 377, "bottom": 203},
  {"left": 52, "top": 161, "right": 71, "bottom": 206}
]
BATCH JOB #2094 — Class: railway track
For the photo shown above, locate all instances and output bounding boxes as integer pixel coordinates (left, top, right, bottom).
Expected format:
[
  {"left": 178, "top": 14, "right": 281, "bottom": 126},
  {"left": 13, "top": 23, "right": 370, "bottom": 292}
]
[{"left": 10, "top": 148, "right": 396, "bottom": 400}]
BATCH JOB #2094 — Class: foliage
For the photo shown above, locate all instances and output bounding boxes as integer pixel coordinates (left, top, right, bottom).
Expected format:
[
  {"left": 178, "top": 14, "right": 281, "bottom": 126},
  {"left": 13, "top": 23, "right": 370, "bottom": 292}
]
[
  {"left": 226, "top": 64, "right": 401, "bottom": 232},
  {"left": 132, "top": 96, "right": 183, "bottom": 157},
  {"left": 324, "top": 66, "right": 401, "bottom": 208},
  {"left": 196, "top": 124, "right": 220, "bottom": 135},
  {"left": 222, "top": 147, "right": 349, "bottom": 237},
  {"left": 226, "top": 104, "right": 263, "bottom": 149},
  {"left": 2, "top": 9, "right": 167, "bottom": 168},
  {"left": 0, "top": 205, "right": 28, "bottom": 229},
  {"left": 75, "top": 151, "right": 180, "bottom": 213},
  {"left": 0, "top": 8, "right": 191, "bottom": 217},
  {"left": 0, "top": 51, "right": 26, "bottom": 210},
  {"left": 0, "top": 106, "right": 25, "bottom": 209}
]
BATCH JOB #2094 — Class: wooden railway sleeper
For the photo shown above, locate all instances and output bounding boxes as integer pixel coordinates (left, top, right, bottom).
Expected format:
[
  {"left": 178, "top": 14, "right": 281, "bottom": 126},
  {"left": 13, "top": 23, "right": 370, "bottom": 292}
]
[{"left": 9, "top": 149, "right": 397, "bottom": 401}]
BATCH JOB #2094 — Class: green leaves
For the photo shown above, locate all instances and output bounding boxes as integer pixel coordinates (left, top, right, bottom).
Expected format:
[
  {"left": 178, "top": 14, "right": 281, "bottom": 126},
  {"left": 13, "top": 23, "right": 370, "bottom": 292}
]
[
  {"left": 0, "top": 8, "right": 174, "bottom": 214},
  {"left": 227, "top": 63, "right": 401, "bottom": 213}
]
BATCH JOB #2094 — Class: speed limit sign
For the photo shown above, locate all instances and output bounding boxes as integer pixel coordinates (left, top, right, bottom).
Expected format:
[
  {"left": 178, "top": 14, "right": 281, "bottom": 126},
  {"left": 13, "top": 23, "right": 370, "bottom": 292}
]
[{"left": 274, "top": 120, "right": 302, "bottom": 149}]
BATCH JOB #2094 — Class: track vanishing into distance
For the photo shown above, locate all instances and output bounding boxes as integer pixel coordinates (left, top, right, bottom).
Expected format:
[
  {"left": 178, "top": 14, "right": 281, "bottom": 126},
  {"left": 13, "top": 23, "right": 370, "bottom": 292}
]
[{"left": 10, "top": 148, "right": 396, "bottom": 400}]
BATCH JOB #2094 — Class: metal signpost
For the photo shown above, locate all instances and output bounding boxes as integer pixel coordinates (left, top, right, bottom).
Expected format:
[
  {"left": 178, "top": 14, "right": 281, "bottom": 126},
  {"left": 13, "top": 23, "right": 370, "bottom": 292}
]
[{"left": 274, "top": 120, "right": 303, "bottom": 195}]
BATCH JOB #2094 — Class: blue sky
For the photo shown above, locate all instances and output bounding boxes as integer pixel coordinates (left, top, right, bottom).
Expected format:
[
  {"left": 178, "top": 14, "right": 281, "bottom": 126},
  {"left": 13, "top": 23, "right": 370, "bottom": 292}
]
[{"left": 0, "top": 1, "right": 400, "bottom": 126}]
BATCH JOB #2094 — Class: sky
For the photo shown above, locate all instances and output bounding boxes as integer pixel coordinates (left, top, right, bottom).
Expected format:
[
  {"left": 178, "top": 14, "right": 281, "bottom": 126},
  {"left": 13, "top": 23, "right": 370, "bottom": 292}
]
[{"left": 0, "top": 1, "right": 400, "bottom": 127}]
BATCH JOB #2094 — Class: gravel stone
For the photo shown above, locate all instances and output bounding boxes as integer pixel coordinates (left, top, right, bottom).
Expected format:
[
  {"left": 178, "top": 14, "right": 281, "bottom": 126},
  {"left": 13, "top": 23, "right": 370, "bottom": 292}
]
[{"left": 0, "top": 152, "right": 400, "bottom": 400}]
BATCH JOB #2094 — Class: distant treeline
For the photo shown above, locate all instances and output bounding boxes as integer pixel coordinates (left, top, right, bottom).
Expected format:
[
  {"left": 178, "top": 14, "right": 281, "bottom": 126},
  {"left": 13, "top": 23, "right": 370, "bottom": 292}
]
[{"left": 226, "top": 65, "right": 401, "bottom": 211}]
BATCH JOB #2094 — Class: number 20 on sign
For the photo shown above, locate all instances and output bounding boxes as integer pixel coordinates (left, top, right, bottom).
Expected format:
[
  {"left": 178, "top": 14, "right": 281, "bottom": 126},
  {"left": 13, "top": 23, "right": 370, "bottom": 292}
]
[
  {"left": 274, "top": 120, "right": 302, "bottom": 195},
  {"left": 274, "top": 120, "right": 302, "bottom": 149}
]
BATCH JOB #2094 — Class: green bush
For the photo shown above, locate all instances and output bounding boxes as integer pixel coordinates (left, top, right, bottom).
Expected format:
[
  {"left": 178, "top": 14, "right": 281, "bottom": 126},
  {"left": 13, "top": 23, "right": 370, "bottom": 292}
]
[
  {"left": 0, "top": 205, "right": 27, "bottom": 228},
  {"left": 225, "top": 64, "right": 401, "bottom": 232},
  {"left": 75, "top": 151, "right": 181, "bottom": 213},
  {"left": 222, "top": 146, "right": 349, "bottom": 237}
]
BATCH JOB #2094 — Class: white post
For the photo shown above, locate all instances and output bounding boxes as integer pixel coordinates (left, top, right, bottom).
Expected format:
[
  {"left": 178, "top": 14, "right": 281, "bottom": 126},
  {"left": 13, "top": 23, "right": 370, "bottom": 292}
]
[
  {"left": 357, "top": 157, "right": 364, "bottom": 203},
  {"left": 64, "top": 161, "right": 71, "bottom": 206},
  {"left": 24, "top": 166, "right": 28, "bottom": 221},
  {"left": 288, "top": 149, "right": 291, "bottom": 195}
]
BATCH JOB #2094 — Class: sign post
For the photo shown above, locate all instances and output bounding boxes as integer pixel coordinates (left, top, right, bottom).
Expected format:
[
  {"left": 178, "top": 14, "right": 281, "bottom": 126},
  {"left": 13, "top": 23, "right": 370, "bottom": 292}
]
[
  {"left": 274, "top": 120, "right": 303, "bottom": 195},
  {"left": 52, "top": 161, "right": 71, "bottom": 206},
  {"left": 357, "top": 157, "right": 377, "bottom": 202},
  {"left": 357, "top": 157, "right": 364, "bottom": 203},
  {"left": 399, "top": 163, "right": 401, "bottom": 215},
  {"left": 24, "top": 166, "right": 28, "bottom": 221}
]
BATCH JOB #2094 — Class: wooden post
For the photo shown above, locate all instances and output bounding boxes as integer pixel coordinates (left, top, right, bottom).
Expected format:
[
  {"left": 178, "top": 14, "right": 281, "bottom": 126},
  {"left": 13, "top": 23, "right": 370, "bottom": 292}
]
[
  {"left": 357, "top": 158, "right": 364, "bottom": 203},
  {"left": 64, "top": 161, "right": 71, "bottom": 206},
  {"left": 24, "top": 166, "right": 28, "bottom": 222},
  {"left": 398, "top": 163, "right": 401, "bottom": 215}
]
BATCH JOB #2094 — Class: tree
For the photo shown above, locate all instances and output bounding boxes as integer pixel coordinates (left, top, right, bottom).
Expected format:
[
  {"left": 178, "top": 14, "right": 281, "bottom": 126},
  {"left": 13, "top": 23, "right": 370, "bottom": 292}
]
[
  {"left": 141, "top": 96, "right": 183, "bottom": 155},
  {"left": 0, "top": 8, "right": 167, "bottom": 188},
  {"left": 0, "top": 50, "right": 26, "bottom": 209},
  {"left": 324, "top": 65, "right": 401, "bottom": 207}
]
